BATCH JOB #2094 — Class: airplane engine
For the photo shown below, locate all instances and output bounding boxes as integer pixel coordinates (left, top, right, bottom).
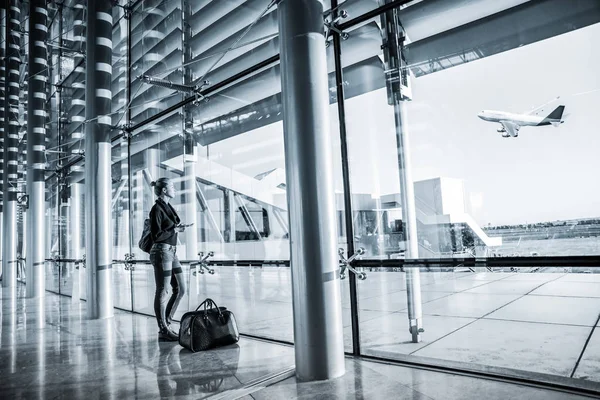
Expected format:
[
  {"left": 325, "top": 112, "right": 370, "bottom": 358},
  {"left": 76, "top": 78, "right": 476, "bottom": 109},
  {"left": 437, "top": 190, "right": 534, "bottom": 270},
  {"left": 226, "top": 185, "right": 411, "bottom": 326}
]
[
  {"left": 501, "top": 133, "right": 510, "bottom": 138},
  {"left": 497, "top": 128, "right": 506, "bottom": 133}
]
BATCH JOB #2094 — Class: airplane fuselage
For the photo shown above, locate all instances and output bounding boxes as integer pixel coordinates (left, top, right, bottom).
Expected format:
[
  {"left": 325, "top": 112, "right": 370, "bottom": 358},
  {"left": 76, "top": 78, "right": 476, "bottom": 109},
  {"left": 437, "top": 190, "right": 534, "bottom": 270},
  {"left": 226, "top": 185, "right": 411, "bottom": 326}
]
[
  {"left": 478, "top": 101, "right": 565, "bottom": 137},
  {"left": 477, "top": 111, "right": 551, "bottom": 126}
]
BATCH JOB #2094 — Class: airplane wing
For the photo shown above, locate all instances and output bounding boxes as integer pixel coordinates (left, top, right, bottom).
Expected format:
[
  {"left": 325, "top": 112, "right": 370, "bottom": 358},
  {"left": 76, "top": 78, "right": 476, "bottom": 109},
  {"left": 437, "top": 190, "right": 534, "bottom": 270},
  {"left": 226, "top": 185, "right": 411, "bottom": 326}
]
[{"left": 500, "top": 121, "right": 520, "bottom": 137}]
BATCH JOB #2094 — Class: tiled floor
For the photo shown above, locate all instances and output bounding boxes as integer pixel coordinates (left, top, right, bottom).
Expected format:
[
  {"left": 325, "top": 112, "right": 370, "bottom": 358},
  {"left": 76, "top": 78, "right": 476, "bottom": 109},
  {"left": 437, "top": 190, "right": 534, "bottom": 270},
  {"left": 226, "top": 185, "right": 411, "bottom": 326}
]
[
  {"left": 43, "top": 266, "right": 600, "bottom": 385},
  {"left": 2, "top": 288, "right": 597, "bottom": 399},
  {"left": 244, "top": 359, "right": 595, "bottom": 400},
  {"left": 0, "top": 286, "right": 295, "bottom": 399}
]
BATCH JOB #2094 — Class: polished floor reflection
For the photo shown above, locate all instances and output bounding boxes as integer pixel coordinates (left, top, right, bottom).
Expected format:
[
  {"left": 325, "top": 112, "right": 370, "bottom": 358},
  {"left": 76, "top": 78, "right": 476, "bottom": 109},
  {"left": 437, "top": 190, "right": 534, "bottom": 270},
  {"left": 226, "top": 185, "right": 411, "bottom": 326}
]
[
  {"left": 1, "top": 287, "right": 598, "bottom": 399},
  {"left": 44, "top": 264, "right": 600, "bottom": 384},
  {"left": 0, "top": 286, "right": 294, "bottom": 399}
]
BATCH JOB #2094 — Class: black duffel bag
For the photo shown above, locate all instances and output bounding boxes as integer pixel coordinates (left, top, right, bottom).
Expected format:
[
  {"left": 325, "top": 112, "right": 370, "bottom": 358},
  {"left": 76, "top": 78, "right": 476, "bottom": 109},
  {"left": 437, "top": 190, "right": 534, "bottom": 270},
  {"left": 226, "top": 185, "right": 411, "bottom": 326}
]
[{"left": 179, "top": 298, "right": 239, "bottom": 352}]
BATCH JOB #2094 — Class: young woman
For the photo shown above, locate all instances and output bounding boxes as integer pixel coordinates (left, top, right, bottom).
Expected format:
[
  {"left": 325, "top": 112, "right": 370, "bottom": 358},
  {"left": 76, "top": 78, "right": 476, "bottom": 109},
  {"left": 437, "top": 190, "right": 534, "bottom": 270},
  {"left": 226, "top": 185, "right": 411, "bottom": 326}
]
[{"left": 149, "top": 177, "right": 188, "bottom": 341}]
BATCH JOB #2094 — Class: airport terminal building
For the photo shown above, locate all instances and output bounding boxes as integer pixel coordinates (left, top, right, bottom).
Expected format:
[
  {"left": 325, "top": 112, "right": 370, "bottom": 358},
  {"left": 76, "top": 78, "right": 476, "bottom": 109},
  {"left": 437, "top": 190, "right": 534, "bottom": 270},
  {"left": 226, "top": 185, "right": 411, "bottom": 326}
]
[{"left": 1, "top": 0, "right": 600, "bottom": 398}]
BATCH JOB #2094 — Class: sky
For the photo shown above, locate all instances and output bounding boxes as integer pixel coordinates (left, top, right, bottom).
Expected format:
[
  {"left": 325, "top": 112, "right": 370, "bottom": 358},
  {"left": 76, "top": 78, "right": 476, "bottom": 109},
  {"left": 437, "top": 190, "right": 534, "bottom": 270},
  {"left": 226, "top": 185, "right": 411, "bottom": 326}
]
[
  {"left": 404, "top": 22, "right": 600, "bottom": 225},
  {"left": 207, "top": 22, "right": 600, "bottom": 227}
]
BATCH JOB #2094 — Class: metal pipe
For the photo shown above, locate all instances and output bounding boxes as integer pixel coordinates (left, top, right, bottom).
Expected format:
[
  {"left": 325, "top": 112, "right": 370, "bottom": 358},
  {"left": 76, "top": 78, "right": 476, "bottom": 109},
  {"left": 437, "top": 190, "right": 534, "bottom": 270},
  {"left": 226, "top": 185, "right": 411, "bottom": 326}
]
[
  {"left": 2, "top": 0, "right": 21, "bottom": 292},
  {"left": 279, "top": 0, "right": 345, "bottom": 381},
  {"left": 378, "top": 2, "right": 423, "bottom": 343},
  {"left": 183, "top": 155, "right": 199, "bottom": 259},
  {"left": 26, "top": 0, "right": 48, "bottom": 299},
  {"left": 84, "top": 0, "right": 114, "bottom": 319},
  {"left": 393, "top": 83, "right": 423, "bottom": 343},
  {"left": 69, "top": 182, "right": 83, "bottom": 303},
  {"left": 138, "top": 74, "right": 200, "bottom": 94}
]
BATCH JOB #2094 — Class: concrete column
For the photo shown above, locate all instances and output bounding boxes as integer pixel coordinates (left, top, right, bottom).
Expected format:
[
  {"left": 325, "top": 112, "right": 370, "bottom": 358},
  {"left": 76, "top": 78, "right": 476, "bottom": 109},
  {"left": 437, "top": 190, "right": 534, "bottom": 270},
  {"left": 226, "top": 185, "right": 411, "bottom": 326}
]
[
  {"left": 84, "top": 0, "right": 114, "bottom": 319},
  {"left": 26, "top": 0, "right": 48, "bottom": 298},
  {"left": 2, "top": 1, "right": 21, "bottom": 292},
  {"left": 278, "top": 0, "right": 345, "bottom": 381}
]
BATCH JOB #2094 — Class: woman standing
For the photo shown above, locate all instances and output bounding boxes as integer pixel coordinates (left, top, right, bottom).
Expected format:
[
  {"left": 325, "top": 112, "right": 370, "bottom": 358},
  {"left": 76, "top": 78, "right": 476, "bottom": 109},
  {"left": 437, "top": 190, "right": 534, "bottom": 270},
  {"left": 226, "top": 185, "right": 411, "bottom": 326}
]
[{"left": 149, "top": 177, "right": 188, "bottom": 341}]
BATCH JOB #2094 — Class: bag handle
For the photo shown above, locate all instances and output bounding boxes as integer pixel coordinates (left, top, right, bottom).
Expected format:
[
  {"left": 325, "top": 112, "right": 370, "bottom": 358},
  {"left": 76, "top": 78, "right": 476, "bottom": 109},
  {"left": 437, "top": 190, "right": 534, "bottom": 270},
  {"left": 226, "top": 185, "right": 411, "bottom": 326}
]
[{"left": 196, "top": 298, "right": 223, "bottom": 317}]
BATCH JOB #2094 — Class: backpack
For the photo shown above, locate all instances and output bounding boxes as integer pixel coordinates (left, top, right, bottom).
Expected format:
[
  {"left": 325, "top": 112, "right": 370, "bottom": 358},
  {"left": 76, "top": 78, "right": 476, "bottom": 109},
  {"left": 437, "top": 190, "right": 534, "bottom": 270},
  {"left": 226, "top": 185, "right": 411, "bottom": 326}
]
[{"left": 139, "top": 218, "right": 153, "bottom": 253}]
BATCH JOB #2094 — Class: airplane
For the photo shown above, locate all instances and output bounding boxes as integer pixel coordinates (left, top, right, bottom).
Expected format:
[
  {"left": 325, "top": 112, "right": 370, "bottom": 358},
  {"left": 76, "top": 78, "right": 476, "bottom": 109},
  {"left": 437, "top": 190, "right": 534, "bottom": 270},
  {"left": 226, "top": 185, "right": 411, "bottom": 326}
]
[{"left": 477, "top": 98, "right": 566, "bottom": 138}]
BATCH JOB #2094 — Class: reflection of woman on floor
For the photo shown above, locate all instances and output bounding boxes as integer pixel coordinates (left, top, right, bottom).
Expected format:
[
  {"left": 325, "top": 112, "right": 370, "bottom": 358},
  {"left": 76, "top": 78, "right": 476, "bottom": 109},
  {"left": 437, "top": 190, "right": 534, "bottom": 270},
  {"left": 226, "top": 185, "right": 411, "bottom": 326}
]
[
  {"left": 157, "top": 345, "right": 193, "bottom": 397},
  {"left": 149, "top": 178, "right": 188, "bottom": 341}
]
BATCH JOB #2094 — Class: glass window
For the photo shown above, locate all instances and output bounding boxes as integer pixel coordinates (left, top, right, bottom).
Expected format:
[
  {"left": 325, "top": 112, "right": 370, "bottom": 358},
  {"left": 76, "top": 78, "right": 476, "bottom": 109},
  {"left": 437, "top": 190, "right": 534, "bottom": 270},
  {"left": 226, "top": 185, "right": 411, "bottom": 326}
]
[{"left": 341, "top": 1, "right": 600, "bottom": 384}]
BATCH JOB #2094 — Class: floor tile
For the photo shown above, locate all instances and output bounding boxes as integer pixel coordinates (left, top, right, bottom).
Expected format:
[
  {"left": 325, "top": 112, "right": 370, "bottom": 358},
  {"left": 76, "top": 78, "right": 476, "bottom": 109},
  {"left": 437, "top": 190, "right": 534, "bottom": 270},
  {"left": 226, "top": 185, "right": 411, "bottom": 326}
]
[
  {"left": 420, "top": 279, "right": 494, "bottom": 293},
  {"left": 501, "top": 273, "right": 564, "bottom": 282},
  {"left": 421, "top": 292, "right": 521, "bottom": 318},
  {"left": 244, "top": 316, "right": 294, "bottom": 343},
  {"left": 455, "top": 272, "right": 515, "bottom": 281},
  {"left": 556, "top": 273, "right": 600, "bottom": 283},
  {"left": 573, "top": 328, "right": 600, "bottom": 383},
  {"left": 357, "top": 290, "right": 452, "bottom": 312},
  {"left": 486, "top": 295, "right": 600, "bottom": 326},
  {"left": 530, "top": 281, "right": 600, "bottom": 298},
  {"left": 357, "top": 312, "right": 475, "bottom": 356},
  {"left": 464, "top": 280, "right": 549, "bottom": 295},
  {"left": 413, "top": 319, "right": 590, "bottom": 376}
]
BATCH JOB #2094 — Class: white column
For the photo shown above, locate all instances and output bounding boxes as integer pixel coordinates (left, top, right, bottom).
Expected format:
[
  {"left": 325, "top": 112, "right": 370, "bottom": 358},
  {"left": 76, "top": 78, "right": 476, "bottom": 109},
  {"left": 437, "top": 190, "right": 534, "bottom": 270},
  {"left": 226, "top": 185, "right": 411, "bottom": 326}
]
[
  {"left": 84, "top": 0, "right": 114, "bottom": 319},
  {"left": 279, "top": 0, "right": 346, "bottom": 381}
]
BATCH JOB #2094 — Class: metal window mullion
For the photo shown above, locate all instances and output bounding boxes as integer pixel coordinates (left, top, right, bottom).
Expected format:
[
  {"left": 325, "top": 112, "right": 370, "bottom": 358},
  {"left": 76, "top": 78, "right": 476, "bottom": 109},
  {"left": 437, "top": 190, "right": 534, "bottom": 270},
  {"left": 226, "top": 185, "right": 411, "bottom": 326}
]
[
  {"left": 331, "top": 0, "right": 361, "bottom": 356},
  {"left": 126, "top": 0, "right": 136, "bottom": 313}
]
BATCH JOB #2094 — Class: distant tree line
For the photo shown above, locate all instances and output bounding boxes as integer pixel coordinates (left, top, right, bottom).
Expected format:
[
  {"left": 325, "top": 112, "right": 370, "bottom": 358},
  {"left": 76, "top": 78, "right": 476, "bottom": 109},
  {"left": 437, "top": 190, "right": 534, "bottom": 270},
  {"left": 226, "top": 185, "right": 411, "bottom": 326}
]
[{"left": 484, "top": 218, "right": 600, "bottom": 231}]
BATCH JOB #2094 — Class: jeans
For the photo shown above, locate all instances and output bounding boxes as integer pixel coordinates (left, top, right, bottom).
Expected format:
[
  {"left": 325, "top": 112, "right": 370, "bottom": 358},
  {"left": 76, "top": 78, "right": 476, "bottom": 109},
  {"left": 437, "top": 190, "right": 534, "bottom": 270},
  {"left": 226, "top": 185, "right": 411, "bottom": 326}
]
[{"left": 150, "top": 243, "right": 186, "bottom": 332}]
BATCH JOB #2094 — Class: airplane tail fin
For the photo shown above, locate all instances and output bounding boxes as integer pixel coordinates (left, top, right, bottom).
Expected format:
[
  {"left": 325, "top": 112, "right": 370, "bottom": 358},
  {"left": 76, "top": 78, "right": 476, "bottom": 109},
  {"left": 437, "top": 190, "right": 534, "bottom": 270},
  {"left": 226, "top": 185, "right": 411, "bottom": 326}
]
[{"left": 543, "top": 105, "right": 565, "bottom": 121}]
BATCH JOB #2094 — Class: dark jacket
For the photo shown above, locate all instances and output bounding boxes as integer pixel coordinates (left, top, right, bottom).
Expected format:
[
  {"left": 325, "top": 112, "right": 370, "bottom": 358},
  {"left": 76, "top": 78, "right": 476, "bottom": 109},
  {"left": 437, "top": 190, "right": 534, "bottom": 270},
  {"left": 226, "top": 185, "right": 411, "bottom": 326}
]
[{"left": 149, "top": 198, "right": 181, "bottom": 246}]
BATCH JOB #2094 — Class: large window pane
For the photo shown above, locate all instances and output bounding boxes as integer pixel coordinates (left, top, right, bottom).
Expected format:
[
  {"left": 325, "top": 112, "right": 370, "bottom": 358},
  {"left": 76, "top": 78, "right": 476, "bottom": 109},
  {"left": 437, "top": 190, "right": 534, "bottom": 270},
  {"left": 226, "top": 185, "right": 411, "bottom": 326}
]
[{"left": 341, "top": 1, "right": 600, "bottom": 385}]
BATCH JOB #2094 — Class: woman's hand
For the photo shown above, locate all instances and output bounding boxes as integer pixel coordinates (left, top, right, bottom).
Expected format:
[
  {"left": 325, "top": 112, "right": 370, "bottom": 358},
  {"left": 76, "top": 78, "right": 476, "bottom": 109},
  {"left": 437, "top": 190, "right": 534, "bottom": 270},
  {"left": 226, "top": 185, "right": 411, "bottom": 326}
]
[{"left": 176, "top": 225, "right": 186, "bottom": 232}]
